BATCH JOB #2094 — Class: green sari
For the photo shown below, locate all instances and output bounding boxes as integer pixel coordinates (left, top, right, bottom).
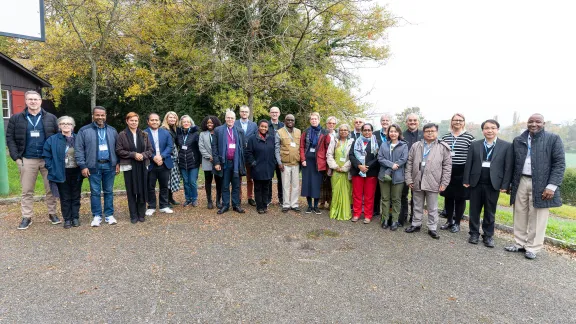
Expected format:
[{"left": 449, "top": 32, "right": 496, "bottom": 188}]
[{"left": 330, "top": 140, "right": 352, "bottom": 220}]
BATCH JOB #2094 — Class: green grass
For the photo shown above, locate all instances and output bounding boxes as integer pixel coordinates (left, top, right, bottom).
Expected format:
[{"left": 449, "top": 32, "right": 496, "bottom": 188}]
[{"left": 438, "top": 196, "right": 576, "bottom": 244}]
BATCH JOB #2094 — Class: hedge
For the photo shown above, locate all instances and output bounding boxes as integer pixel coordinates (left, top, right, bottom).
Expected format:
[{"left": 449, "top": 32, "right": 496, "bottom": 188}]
[{"left": 561, "top": 168, "right": 576, "bottom": 205}]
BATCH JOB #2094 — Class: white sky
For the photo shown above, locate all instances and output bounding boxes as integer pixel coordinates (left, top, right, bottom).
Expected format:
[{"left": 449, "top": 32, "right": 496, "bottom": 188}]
[{"left": 358, "top": 0, "right": 576, "bottom": 126}]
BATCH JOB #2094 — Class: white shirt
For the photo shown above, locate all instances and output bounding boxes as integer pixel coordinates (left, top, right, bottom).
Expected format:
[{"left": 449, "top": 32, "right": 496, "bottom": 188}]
[{"left": 151, "top": 129, "right": 160, "bottom": 155}]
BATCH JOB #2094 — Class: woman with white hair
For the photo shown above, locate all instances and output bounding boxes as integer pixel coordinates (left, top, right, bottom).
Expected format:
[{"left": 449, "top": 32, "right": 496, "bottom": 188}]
[
  {"left": 440, "top": 113, "right": 475, "bottom": 233},
  {"left": 176, "top": 115, "right": 201, "bottom": 207},
  {"left": 42, "top": 116, "right": 84, "bottom": 228}
]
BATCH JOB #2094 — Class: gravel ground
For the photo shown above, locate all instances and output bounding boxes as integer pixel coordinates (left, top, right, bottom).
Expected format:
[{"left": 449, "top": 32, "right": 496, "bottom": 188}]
[{"left": 1, "top": 189, "right": 575, "bottom": 323}]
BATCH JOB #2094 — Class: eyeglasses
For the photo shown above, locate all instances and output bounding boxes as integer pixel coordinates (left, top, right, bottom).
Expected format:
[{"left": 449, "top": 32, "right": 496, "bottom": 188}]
[
  {"left": 452, "top": 119, "right": 464, "bottom": 123},
  {"left": 483, "top": 127, "right": 498, "bottom": 130},
  {"left": 424, "top": 130, "right": 437, "bottom": 134},
  {"left": 326, "top": 122, "right": 336, "bottom": 125},
  {"left": 362, "top": 129, "right": 372, "bottom": 132},
  {"left": 26, "top": 99, "right": 41, "bottom": 101},
  {"left": 59, "top": 123, "right": 73, "bottom": 126},
  {"left": 354, "top": 121, "right": 363, "bottom": 124}
]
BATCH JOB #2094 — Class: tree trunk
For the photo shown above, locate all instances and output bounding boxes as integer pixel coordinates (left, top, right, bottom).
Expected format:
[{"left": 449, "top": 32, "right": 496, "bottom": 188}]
[{"left": 90, "top": 57, "right": 98, "bottom": 110}]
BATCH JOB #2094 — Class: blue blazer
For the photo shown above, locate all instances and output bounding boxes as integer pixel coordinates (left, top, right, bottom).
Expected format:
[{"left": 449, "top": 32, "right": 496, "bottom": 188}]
[
  {"left": 234, "top": 119, "right": 258, "bottom": 139},
  {"left": 145, "top": 127, "right": 174, "bottom": 170}
]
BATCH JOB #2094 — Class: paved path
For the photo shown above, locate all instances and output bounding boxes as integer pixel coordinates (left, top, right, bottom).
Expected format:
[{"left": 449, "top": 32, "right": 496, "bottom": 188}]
[{"left": 1, "top": 192, "right": 575, "bottom": 323}]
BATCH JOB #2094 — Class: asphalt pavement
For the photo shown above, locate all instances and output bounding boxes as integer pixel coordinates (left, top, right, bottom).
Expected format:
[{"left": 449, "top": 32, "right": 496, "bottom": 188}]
[{"left": 1, "top": 191, "right": 575, "bottom": 323}]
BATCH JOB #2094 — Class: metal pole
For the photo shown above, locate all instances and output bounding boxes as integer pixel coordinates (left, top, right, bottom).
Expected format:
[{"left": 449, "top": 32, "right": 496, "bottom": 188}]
[{"left": 0, "top": 76, "right": 10, "bottom": 195}]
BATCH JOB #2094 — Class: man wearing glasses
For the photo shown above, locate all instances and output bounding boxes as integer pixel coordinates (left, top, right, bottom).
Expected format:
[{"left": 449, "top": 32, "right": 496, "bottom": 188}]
[
  {"left": 400, "top": 113, "right": 423, "bottom": 226},
  {"left": 267, "top": 106, "right": 284, "bottom": 205},
  {"left": 350, "top": 117, "right": 365, "bottom": 140},
  {"left": 6, "top": 91, "right": 60, "bottom": 230},
  {"left": 235, "top": 105, "right": 258, "bottom": 206}
]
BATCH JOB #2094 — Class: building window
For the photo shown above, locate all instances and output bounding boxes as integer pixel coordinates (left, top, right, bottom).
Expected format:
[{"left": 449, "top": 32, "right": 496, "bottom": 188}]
[{"left": 1, "top": 90, "right": 10, "bottom": 118}]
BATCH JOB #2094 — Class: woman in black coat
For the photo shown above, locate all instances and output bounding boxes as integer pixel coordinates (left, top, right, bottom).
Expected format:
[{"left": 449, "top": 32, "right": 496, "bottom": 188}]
[
  {"left": 245, "top": 120, "right": 278, "bottom": 213},
  {"left": 176, "top": 115, "right": 201, "bottom": 207}
]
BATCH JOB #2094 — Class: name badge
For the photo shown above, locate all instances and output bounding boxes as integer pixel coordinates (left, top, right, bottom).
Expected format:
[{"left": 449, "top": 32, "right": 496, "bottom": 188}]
[
  {"left": 229, "top": 143, "right": 236, "bottom": 149},
  {"left": 310, "top": 148, "right": 316, "bottom": 153},
  {"left": 290, "top": 142, "right": 296, "bottom": 147},
  {"left": 339, "top": 157, "right": 346, "bottom": 162},
  {"left": 450, "top": 151, "right": 456, "bottom": 157},
  {"left": 99, "top": 144, "right": 108, "bottom": 151},
  {"left": 65, "top": 158, "right": 69, "bottom": 164},
  {"left": 421, "top": 161, "right": 426, "bottom": 167},
  {"left": 30, "top": 131, "right": 40, "bottom": 138},
  {"left": 181, "top": 145, "right": 188, "bottom": 150},
  {"left": 482, "top": 161, "right": 491, "bottom": 168}
]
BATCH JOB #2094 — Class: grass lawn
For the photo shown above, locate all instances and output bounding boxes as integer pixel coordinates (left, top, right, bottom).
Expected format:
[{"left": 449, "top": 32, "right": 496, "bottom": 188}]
[
  {"left": 437, "top": 196, "right": 576, "bottom": 244},
  {"left": 497, "top": 192, "right": 576, "bottom": 221}
]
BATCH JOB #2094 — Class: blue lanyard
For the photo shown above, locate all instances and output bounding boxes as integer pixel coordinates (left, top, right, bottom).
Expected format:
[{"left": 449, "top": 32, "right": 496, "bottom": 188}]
[
  {"left": 380, "top": 131, "right": 387, "bottom": 143},
  {"left": 423, "top": 143, "right": 432, "bottom": 158},
  {"left": 97, "top": 127, "right": 106, "bottom": 142},
  {"left": 527, "top": 135, "right": 532, "bottom": 154},
  {"left": 27, "top": 114, "right": 42, "bottom": 130},
  {"left": 450, "top": 133, "right": 459, "bottom": 151},
  {"left": 183, "top": 128, "right": 190, "bottom": 144},
  {"left": 484, "top": 140, "right": 495, "bottom": 160}
]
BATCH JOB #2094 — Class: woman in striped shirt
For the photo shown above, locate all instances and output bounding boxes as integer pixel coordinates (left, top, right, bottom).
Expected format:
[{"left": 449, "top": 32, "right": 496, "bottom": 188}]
[{"left": 440, "top": 113, "right": 474, "bottom": 233}]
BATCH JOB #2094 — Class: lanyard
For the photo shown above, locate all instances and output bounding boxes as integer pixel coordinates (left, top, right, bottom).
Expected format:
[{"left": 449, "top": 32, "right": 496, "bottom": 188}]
[
  {"left": 339, "top": 139, "right": 348, "bottom": 156},
  {"left": 286, "top": 129, "right": 295, "bottom": 142},
  {"left": 27, "top": 114, "right": 42, "bottom": 129},
  {"left": 227, "top": 127, "right": 234, "bottom": 141},
  {"left": 483, "top": 140, "right": 495, "bottom": 160},
  {"left": 527, "top": 135, "right": 532, "bottom": 154},
  {"left": 380, "top": 131, "right": 387, "bottom": 143},
  {"left": 450, "top": 133, "right": 459, "bottom": 151},
  {"left": 183, "top": 128, "right": 190, "bottom": 144},
  {"left": 423, "top": 142, "right": 432, "bottom": 158},
  {"left": 97, "top": 127, "right": 106, "bottom": 142}
]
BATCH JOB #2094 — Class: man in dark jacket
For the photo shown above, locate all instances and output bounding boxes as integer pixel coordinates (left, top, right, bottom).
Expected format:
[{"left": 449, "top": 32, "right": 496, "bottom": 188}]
[
  {"left": 75, "top": 106, "right": 120, "bottom": 227},
  {"left": 463, "top": 119, "right": 513, "bottom": 247},
  {"left": 267, "top": 106, "right": 285, "bottom": 205},
  {"left": 213, "top": 110, "right": 246, "bottom": 214},
  {"left": 505, "top": 113, "right": 565, "bottom": 259},
  {"left": 399, "top": 113, "right": 423, "bottom": 226},
  {"left": 6, "top": 91, "right": 60, "bottom": 229},
  {"left": 235, "top": 105, "right": 258, "bottom": 206}
]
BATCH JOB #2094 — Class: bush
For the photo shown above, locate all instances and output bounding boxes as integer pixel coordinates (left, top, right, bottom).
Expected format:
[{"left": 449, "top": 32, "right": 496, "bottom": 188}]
[{"left": 561, "top": 168, "right": 576, "bottom": 205}]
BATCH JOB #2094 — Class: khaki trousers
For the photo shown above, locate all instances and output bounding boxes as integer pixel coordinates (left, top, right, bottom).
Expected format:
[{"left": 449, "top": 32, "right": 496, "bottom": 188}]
[
  {"left": 18, "top": 158, "right": 57, "bottom": 219},
  {"left": 281, "top": 165, "right": 300, "bottom": 208},
  {"left": 513, "top": 176, "right": 550, "bottom": 253},
  {"left": 411, "top": 190, "right": 439, "bottom": 231}
]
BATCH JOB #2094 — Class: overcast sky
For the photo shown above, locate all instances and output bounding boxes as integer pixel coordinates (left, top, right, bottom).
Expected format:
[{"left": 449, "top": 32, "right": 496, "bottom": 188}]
[{"left": 358, "top": 0, "right": 576, "bottom": 127}]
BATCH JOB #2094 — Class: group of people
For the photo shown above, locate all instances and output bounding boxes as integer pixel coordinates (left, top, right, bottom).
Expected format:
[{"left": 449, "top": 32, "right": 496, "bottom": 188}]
[{"left": 6, "top": 91, "right": 566, "bottom": 260}]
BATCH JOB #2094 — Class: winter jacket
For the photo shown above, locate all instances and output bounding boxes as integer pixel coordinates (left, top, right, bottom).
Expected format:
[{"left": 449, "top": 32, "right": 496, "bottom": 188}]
[
  {"left": 176, "top": 126, "right": 201, "bottom": 170},
  {"left": 377, "top": 140, "right": 409, "bottom": 185},
  {"left": 42, "top": 133, "right": 77, "bottom": 183},
  {"left": 75, "top": 122, "right": 119, "bottom": 170},
  {"left": 405, "top": 139, "right": 452, "bottom": 192},
  {"left": 300, "top": 127, "right": 331, "bottom": 172},
  {"left": 245, "top": 133, "right": 277, "bottom": 180},
  {"left": 510, "top": 130, "right": 565, "bottom": 208},
  {"left": 6, "top": 108, "right": 58, "bottom": 161}
]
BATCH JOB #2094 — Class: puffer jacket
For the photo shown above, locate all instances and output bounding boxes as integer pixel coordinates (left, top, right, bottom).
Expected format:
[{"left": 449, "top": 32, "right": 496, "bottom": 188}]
[
  {"left": 405, "top": 139, "right": 452, "bottom": 192},
  {"left": 6, "top": 108, "right": 58, "bottom": 161},
  {"left": 510, "top": 129, "right": 565, "bottom": 208},
  {"left": 377, "top": 140, "right": 408, "bottom": 185},
  {"left": 176, "top": 126, "right": 201, "bottom": 170}
]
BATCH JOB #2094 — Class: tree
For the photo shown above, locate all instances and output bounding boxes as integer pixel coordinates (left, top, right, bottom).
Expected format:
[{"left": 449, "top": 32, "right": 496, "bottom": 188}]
[{"left": 394, "top": 107, "right": 427, "bottom": 126}]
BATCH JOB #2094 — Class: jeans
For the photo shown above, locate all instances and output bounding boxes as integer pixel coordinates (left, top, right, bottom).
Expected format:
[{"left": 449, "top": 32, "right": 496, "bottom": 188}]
[
  {"left": 56, "top": 168, "right": 83, "bottom": 221},
  {"left": 180, "top": 168, "right": 200, "bottom": 203},
  {"left": 222, "top": 160, "right": 240, "bottom": 208},
  {"left": 148, "top": 164, "right": 170, "bottom": 209},
  {"left": 89, "top": 162, "right": 116, "bottom": 217}
]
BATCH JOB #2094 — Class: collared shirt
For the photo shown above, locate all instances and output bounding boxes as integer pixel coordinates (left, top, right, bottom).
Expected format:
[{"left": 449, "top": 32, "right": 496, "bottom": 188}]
[
  {"left": 96, "top": 123, "right": 110, "bottom": 161},
  {"left": 23, "top": 109, "right": 45, "bottom": 159},
  {"left": 151, "top": 128, "right": 160, "bottom": 155},
  {"left": 226, "top": 127, "right": 236, "bottom": 160},
  {"left": 240, "top": 119, "right": 248, "bottom": 133}
]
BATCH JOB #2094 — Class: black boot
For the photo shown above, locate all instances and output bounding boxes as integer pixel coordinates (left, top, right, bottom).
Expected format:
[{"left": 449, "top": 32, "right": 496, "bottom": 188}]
[
  {"left": 207, "top": 197, "right": 214, "bottom": 210},
  {"left": 169, "top": 192, "right": 179, "bottom": 206},
  {"left": 216, "top": 192, "right": 222, "bottom": 209}
]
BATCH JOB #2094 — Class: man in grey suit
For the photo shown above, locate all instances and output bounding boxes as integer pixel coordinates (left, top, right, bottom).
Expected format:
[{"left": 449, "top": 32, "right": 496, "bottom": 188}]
[{"left": 463, "top": 119, "right": 513, "bottom": 247}]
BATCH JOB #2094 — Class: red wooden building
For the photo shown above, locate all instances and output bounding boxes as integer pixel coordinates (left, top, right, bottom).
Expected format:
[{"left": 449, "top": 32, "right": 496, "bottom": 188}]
[{"left": 1, "top": 52, "right": 52, "bottom": 131}]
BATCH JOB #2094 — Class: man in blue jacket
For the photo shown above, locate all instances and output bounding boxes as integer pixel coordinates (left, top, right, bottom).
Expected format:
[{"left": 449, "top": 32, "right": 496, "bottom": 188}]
[
  {"left": 505, "top": 113, "right": 565, "bottom": 259},
  {"left": 267, "top": 106, "right": 285, "bottom": 205},
  {"left": 235, "top": 105, "right": 258, "bottom": 206},
  {"left": 145, "top": 113, "right": 174, "bottom": 216},
  {"left": 6, "top": 91, "right": 60, "bottom": 229},
  {"left": 75, "top": 106, "right": 120, "bottom": 227},
  {"left": 213, "top": 110, "right": 246, "bottom": 214}
]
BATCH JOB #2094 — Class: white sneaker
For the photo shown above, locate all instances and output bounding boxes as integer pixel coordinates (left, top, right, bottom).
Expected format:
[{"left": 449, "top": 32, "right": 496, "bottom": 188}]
[
  {"left": 159, "top": 207, "right": 174, "bottom": 214},
  {"left": 91, "top": 216, "right": 102, "bottom": 227},
  {"left": 145, "top": 209, "right": 156, "bottom": 216},
  {"left": 105, "top": 215, "right": 117, "bottom": 225}
]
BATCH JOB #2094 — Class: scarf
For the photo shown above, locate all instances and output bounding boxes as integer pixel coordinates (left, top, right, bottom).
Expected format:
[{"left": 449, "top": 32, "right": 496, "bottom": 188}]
[
  {"left": 124, "top": 128, "right": 148, "bottom": 199},
  {"left": 353, "top": 134, "right": 378, "bottom": 162},
  {"left": 308, "top": 125, "right": 322, "bottom": 147}
]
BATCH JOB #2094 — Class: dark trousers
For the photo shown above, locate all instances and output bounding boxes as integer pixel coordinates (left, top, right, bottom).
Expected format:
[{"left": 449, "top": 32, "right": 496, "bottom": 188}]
[
  {"left": 204, "top": 170, "right": 222, "bottom": 203},
  {"left": 56, "top": 168, "right": 83, "bottom": 221},
  {"left": 469, "top": 183, "right": 499, "bottom": 237},
  {"left": 124, "top": 170, "right": 146, "bottom": 220},
  {"left": 400, "top": 183, "right": 414, "bottom": 225},
  {"left": 222, "top": 160, "right": 241, "bottom": 208},
  {"left": 374, "top": 183, "right": 381, "bottom": 216},
  {"left": 147, "top": 164, "right": 170, "bottom": 209},
  {"left": 268, "top": 165, "right": 283, "bottom": 204},
  {"left": 445, "top": 197, "right": 466, "bottom": 225},
  {"left": 254, "top": 179, "right": 271, "bottom": 210}
]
